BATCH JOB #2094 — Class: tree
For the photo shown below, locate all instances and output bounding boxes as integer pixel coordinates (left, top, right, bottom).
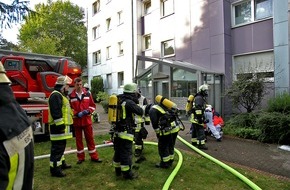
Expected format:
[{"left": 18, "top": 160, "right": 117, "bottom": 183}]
[
  {"left": 0, "top": 0, "right": 32, "bottom": 29},
  {"left": 224, "top": 74, "right": 266, "bottom": 113},
  {"left": 18, "top": 0, "right": 87, "bottom": 68}
]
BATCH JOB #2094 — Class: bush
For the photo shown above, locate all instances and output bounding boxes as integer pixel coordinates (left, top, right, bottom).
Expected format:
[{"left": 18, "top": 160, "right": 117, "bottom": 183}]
[
  {"left": 225, "top": 112, "right": 258, "bottom": 129},
  {"left": 267, "top": 93, "right": 290, "bottom": 114},
  {"left": 91, "top": 77, "right": 104, "bottom": 102},
  {"left": 96, "top": 91, "right": 109, "bottom": 113},
  {"left": 256, "top": 112, "right": 290, "bottom": 144}
]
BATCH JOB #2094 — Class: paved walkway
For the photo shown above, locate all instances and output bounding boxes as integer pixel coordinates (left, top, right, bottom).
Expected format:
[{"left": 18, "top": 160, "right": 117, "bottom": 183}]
[{"left": 93, "top": 104, "right": 290, "bottom": 180}]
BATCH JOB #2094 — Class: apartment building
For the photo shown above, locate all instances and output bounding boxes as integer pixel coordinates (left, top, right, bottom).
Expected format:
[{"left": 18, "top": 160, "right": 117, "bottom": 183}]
[{"left": 87, "top": 0, "right": 287, "bottom": 116}]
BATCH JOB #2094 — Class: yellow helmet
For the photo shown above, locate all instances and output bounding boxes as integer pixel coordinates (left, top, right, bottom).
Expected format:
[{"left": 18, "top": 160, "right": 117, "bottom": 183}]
[
  {"left": 55, "top": 75, "right": 72, "bottom": 85},
  {"left": 0, "top": 62, "right": 11, "bottom": 84}
]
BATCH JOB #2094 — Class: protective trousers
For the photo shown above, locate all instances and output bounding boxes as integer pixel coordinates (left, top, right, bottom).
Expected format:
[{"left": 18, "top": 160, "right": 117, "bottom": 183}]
[
  {"left": 191, "top": 122, "right": 206, "bottom": 145},
  {"left": 75, "top": 124, "right": 99, "bottom": 160},
  {"left": 113, "top": 136, "right": 133, "bottom": 173},
  {"left": 158, "top": 132, "right": 178, "bottom": 164},
  {"left": 50, "top": 140, "right": 66, "bottom": 168}
]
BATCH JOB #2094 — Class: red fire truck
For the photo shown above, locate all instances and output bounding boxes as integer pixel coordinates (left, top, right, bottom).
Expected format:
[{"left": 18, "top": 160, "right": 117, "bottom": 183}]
[{"left": 0, "top": 49, "right": 82, "bottom": 137}]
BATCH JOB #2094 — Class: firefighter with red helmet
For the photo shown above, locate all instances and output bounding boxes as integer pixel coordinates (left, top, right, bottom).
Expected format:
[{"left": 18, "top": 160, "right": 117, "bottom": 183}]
[
  {"left": 48, "top": 75, "right": 73, "bottom": 177},
  {"left": 69, "top": 77, "right": 102, "bottom": 164},
  {"left": 0, "top": 63, "right": 34, "bottom": 189}
]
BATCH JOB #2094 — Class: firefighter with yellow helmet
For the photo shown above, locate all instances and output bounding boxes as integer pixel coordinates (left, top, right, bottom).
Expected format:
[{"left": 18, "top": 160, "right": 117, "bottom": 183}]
[
  {"left": 0, "top": 63, "right": 34, "bottom": 189},
  {"left": 48, "top": 75, "right": 73, "bottom": 177},
  {"left": 187, "top": 84, "right": 209, "bottom": 150}
]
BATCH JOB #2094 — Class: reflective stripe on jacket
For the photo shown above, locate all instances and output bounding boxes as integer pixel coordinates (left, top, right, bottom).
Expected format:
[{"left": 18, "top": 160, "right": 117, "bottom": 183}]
[
  {"left": 48, "top": 90, "right": 73, "bottom": 140},
  {"left": 152, "top": 105, "right": 180, "bottom": 136}
]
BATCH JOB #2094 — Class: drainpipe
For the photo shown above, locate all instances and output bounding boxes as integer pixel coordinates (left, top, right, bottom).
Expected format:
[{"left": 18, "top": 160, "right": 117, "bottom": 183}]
[{"left": 131, "top": 0, "right": 135, "bottom": 82}]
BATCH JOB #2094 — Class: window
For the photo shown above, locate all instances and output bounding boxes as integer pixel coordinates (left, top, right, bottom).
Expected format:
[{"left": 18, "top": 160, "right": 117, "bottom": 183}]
[
  {"left": 118, "top": 72, "right": 124, "bottom": 87},
  {"left": 161, "top": 0, "right": 174, "bottom": 17},
  {"left": 144, "top": 34, "right": 151, "bottom": 50},
  {"left": 107, "top": 74, "right": 112, "bottom": 89},
  {"left": 93, "top": 25, "right": 100, "bottom": 39},
  {"left": 93, "top": 50, "right": 101, "bottom": 65},
  {"left": 161, "top": 39, "right": 175, "bottom": 57},
  {"left": 117, "top": 11, "right": 123, "bottom": 25},
  {"left": 106, "top": 46, "right": 111, "bottom": 59},
  {"left": 93, "top": 0, "right": 100, "bottom": 15},
  {"left": 232, "top": 0, "right": 272, "bottom": 26},
  {"left": 144, "top": 1, "right": 151, "bottom": 15},
  {"left": 118, "top": 41, "right": 124, "bottom": 55},
  {"left": 106, "top": 18, "right": 111, "bottom": 31}
]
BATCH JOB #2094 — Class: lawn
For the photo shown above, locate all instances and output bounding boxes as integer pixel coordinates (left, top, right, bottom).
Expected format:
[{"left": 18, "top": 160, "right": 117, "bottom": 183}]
[{"left": 33, "top": 134, "right": 290, "bottom": 190}]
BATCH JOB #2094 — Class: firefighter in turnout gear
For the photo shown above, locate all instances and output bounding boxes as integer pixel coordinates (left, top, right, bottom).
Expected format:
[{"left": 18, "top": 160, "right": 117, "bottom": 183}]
[
  {"left": 188, "top": 84, "right": 209, "bottom": 150},
  {"left": 48, "top": 75, "right": 73, "bottom": 177},
  {"left": 149, "top": 95, "right": 183, "bottom": 168},
  {"left": 0, "top": 63, "right": 34, "bottom": 189},
  {"left": 134, "top": 88, "right": 150, "bottom": 162},
  {"left": 112, "top": 83, "right": 152, "bottom": 180}
]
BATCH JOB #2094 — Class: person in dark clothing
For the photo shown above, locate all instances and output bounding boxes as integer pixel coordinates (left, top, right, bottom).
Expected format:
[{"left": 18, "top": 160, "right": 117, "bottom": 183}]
[
  {"left": 48, "top": 75, "right": 73, "bottom": 177},
  {"left": 149, "top": 96, "right": 182, "bottom": 168},
  {"left": 112, "top": 83, "right": 151, "bottom": 180},
  {"left": 0, "top": 63, "right": 34, "bottom": 190},
  {"left": 134, "top": 89, "right": 150, "bottom": 163},
  {"left": 189, "top": 84, "right": 209, "bottom": 150}
]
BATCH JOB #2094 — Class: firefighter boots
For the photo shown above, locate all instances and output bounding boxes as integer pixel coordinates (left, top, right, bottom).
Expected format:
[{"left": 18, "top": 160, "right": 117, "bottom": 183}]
[
  {"left": 197, "top": 144, "right": 208, "bottom": 150},
  {"left": 50, "top": 167, "right": 66, "bottom": 177},
  {"left": 123, "top": 170, "right": 138, "bottom": 180},
  {"left": 155, "top": 161, "right": 170, "bottom": 169},
  {"left": 61, "top": 161, "right": 72, "bottom": 170},
  {"left": 115, "top": 167, "right": 122, "bottom": 177}
]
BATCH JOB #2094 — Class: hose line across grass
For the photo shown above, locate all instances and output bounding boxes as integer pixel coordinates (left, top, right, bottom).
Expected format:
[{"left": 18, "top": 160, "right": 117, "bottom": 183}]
[
  {"left": 177, "top": 135, "right": 262, "bottom": 190},
  {"left": 144, "top": 141, "right": 183, "bottom": 190},
  {"left": 34, "top": 138, "right": 262, "bottom": 190}
]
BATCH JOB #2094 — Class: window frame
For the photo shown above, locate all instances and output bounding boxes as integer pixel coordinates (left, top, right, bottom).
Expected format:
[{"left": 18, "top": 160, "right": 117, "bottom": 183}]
[
  {"left": 93, "top": 50, "right": 101, "bottom": 65},
  {"left": 117, "top": 11, "right": 123, "bottom": 25},
  {"left": 160, "top": 0, "right": 174, "bottom": 18},
  {"left": 144, "top": 0, "right": 151, "bottom": 15},
  {"left": 106, "top": 46, "right": 111, "bottom": 60},
  {"left": 118, "top": 41, "right": 124, "bottom": 55},
  {"left": 106, "top": 17, "right": 111, "bottom": 31},
  {"left": 144, "top": 34, "right": 151, "bottom": 50},
  {"left": 118, "top": 72, "right": 124, "bottom": 87},
  {"left": 161, "top": 39, "right": 175, "bottom": 57},
  {"left": 106, "top": 74, "right": 112, "bottom": 89},
  {"left": 92, "top": 25, "right": 100, "bottom": 40},
  {"left": 232, "top": 0, "right": 272, "bottom": 27},
  {"left": 93, "top": 0, "right": 100, "bottom": 15}
]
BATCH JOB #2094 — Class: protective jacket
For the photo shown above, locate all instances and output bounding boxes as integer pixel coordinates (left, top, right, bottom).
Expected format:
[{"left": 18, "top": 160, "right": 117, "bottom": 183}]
[
  {"left": 113, "top": 93, "right": 145, "bottom": 173},
  {"left": 0, "top": 85, "right": 34, "bottom": 190},
  {"left": 48, "top": 90, "right": 73, "bottom": 140},
  {"left": 69, "top": 89, "right": 96, "bottom": 126},
  {"left": 149, "top": 104, "right": 181, "bottom": 165}
]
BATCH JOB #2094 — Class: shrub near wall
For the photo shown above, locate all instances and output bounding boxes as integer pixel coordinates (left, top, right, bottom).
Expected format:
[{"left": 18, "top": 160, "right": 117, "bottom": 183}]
[{"left": 91, "top": 77, "right": 104, "bottom": 102}]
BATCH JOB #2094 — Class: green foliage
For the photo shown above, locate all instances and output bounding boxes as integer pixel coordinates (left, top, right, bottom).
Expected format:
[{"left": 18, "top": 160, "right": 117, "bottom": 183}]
[
  {"left": 0, "top": 0, "right": 33, "bottom": 29},
  {"left": 267, "top": 93, "right": 290, "bottom": 114},
  {"left": 18, "top": 0, "right": 87, "bottom": 67},
  {"left": 224, "top": 75, "right": 266, "bottom": 113},
  {"left": 256, "top": 112, "right": 290, "bottom": 144},
  {"left": 90, "top": 77, "right": 104, "bottom": 102},
  {"left": 33, "top": 135, "right": 290, "bottom": 190}
]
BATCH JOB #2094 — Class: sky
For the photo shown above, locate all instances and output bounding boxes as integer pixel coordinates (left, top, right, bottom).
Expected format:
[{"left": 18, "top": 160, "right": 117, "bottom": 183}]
[{"left": 2, "top": 0, "right": 86, "bottom": 44}]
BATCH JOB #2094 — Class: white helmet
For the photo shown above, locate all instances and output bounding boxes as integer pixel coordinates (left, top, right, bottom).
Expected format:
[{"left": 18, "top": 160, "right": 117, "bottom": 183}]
[
  {"left": 83, "top": 83, "right": 89, "bottom": 88},
  {"left": 55, "top": 75, "right": 72, "bottom": 85},
  {"left": 198, "top": 84, "right": 209, "bottom": 92}
]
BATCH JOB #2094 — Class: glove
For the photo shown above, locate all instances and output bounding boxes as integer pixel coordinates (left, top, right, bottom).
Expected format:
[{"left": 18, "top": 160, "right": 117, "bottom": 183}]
[
  {"left": 77, "top": 111, "right": 85, "bottom": 118},
  {"left": 57, "top": 124, "right": 66, "bottom": 133},
  {"left": 82, "top": 109, "right": 90, "bottom": 115}
]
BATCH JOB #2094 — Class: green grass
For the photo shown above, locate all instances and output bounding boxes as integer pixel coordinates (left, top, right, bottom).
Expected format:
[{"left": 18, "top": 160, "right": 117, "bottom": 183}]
[{"left": 33, "top": 135, "right": 290, "bottom": 190}]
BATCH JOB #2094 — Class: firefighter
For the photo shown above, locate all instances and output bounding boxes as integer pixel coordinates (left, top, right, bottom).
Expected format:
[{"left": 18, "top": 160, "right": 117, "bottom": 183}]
[
  {"left": 112, "top": 83, "right": 151, "bottom": 179},
  {"left": 134, "top": 88, "right": 150, "bottom": 162},
  {"left": 188, "top": 84, "right": 209, "bottom": 150},
  {"left": 0, "top": 63, "right": 34, "bottom": 189},
  {"left": 48, "top": 75, "right": 73, "bottom": 177},
  {"left": 149, "top": 95, "right": 182, "bottom": 168},
  {"left": 69, "top": 77, "right": 102, "bottom": 164}
]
